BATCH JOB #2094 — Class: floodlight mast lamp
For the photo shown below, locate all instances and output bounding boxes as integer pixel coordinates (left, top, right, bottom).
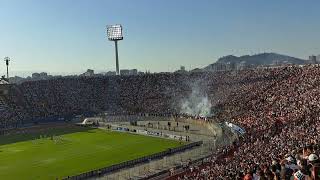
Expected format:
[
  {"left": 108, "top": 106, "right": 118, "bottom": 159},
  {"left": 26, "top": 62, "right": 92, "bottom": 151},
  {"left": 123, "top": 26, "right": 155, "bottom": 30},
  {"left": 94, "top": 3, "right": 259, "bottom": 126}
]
[
  {"left": 4, "top": 57, "right": 10, "bottom": 79},
  {"left": 107, "top": 24, "right": 123, "bottom": 75}
]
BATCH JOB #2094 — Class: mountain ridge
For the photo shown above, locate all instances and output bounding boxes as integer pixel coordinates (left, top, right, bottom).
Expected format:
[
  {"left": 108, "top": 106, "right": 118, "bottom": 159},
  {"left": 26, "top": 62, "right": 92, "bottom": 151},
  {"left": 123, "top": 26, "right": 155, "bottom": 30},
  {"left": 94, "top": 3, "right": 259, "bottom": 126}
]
[{"left": 203, "top": 52, "right": 308, "bottom": 71}]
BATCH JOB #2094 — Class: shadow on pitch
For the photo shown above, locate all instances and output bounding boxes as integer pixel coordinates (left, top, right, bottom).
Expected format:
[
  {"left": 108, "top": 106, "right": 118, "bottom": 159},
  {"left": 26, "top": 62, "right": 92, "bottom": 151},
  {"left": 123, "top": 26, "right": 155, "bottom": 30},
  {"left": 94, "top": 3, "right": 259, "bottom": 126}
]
[{"left": 0, "top": 124, "right": 96, "bottom": 146}]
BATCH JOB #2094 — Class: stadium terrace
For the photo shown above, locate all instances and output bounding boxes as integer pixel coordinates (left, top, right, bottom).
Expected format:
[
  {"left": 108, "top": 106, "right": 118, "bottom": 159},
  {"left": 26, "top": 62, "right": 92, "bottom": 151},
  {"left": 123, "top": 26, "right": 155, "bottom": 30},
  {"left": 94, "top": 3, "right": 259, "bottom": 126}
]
[{"left": 0, "top": 64, "right": 320, "bottom": 179}]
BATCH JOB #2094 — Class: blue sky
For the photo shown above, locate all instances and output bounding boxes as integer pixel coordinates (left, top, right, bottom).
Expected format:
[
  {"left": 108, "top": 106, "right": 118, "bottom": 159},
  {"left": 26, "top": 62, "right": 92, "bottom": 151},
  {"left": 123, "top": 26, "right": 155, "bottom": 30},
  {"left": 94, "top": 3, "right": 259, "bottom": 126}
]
[{"left": 0, "top": 0, "right": 319, "bottom": 76}]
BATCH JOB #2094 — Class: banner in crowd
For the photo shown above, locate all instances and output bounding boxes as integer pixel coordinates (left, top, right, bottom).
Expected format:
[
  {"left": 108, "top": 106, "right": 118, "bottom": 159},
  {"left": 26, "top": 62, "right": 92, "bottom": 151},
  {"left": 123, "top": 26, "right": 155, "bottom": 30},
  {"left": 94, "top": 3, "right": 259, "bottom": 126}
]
[
  {"left": 111, "top": 125, "right": 129, "bottom": 132},
  {"left": 135, "top": 129, "right": 186, "bottom": 141},
  {"left": 225, "top": 122, "right": 246, "bottom": 135}
]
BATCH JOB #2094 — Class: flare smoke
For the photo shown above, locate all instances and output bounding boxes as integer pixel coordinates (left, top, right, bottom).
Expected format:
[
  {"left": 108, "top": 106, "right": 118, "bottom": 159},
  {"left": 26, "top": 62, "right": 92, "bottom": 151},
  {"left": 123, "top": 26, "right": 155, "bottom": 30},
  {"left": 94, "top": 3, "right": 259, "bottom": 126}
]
[{"left": 179, "top": 82, "right": 212, "bottom": 117}]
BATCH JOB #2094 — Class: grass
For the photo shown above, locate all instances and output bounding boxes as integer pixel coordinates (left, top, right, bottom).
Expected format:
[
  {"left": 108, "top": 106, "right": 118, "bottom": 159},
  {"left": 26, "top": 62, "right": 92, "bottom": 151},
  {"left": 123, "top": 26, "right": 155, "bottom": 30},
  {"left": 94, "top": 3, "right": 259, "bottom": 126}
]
[{"left": 0, "top": 126, "right": 183, "bottom": 180}]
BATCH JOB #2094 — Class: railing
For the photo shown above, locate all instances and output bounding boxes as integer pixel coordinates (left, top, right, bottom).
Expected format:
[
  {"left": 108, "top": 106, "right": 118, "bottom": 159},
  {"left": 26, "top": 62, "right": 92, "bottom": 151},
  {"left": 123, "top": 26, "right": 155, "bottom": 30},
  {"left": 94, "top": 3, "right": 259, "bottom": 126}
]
[{"left": 63, "top": 141, "right": 203, "bottom": 180}]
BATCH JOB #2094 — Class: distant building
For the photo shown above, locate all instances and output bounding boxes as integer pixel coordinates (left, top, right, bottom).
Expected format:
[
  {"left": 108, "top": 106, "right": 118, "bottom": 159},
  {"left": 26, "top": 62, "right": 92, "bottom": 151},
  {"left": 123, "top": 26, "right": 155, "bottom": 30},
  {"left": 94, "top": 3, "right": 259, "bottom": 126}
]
[
  {"left": 210, "top": 62, "right": 227, "bottom": 71},
  {"left": 226, "top": 62, "right": 236, "bottom": 71},
  {"left": 120, "top": 69, "right": 130, "bottom": 75},
  {"left": 120, "top": 69, "right": 138, "bottom": 76},
  {"left": 175, "top": 66, "right": 188, "bottom": 74},
  {"left": 309, "top": 55, "right": 317, "bottom": 64},
  {"left": 32, "top": 73, "right": 40, "bottom": 79},
  {"left": 317, "top": 55, "right": 320, "bottom": 63},
  {"left": 129, "top": 69, "right": 138, "bottom": 75},
  {"left": 105, "top": 71, "right": 117, "bottom": 76},
  {"left": 236, "top": 61, "right": 247, "bottom": 70},
  {"left": 9, "top": 76, "right": 24, "bottom": 84},
  {"left": 81, "top": 69, "right": 94, "bottom": 77},
  {"left": 40, "top": 72, "right": 48, "bottom": 78}
]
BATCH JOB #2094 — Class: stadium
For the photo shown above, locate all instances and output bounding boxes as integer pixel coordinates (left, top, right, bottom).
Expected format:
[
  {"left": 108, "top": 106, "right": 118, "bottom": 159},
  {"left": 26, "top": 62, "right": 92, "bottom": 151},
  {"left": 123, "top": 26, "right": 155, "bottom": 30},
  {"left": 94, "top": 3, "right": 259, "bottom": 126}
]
[
  {"left": 0, "top": 72, "right": 238, "bottom": 179},
  {"left": 1, "top": 1, "right": 320, "bottom": 180},
  {"left": 1, "top": 65, "right": 320, "bottom": 179}
]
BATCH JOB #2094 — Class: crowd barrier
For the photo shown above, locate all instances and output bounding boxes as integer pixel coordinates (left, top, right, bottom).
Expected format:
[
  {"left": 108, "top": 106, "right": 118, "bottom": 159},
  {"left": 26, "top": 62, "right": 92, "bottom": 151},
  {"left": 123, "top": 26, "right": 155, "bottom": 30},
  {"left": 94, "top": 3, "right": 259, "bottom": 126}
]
[{"left": 63, "top": 141, "right": 203, "bottom": 180}]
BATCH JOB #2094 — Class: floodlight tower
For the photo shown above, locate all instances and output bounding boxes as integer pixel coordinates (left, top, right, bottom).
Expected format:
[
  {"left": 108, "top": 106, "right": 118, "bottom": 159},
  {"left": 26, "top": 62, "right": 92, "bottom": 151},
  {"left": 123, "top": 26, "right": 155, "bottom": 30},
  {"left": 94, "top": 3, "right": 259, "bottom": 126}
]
[
  {"left": 107, "top": 24, "right": 123, "bottom": 75},
  {"left": 4, "top": 57, "right": 10, "bottom": 79}
]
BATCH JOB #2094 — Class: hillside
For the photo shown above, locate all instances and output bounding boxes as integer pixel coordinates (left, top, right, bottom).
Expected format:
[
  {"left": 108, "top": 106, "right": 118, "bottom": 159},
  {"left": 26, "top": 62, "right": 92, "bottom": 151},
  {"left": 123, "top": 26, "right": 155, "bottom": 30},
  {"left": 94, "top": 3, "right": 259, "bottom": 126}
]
[{"left": 203, "top": 53, "right": 307, "bottom": 71}]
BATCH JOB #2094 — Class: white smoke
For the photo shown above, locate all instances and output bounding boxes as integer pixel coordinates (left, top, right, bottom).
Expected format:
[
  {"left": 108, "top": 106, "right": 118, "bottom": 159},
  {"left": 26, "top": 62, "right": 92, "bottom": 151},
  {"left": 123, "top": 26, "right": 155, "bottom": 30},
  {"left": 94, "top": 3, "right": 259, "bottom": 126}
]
[{"left": 179, "top": 82, "right": 212, "bottom": 117}]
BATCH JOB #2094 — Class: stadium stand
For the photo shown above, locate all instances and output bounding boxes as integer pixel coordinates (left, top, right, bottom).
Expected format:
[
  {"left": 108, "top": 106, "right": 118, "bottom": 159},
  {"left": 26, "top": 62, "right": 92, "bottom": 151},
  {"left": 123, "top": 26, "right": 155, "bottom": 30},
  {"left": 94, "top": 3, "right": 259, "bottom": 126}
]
[
  {"left": 0, "top": 97, "right": 8, "bottom": 112},
  {"left": 0, "top": 64, "right": 320, "bottom": 179}
]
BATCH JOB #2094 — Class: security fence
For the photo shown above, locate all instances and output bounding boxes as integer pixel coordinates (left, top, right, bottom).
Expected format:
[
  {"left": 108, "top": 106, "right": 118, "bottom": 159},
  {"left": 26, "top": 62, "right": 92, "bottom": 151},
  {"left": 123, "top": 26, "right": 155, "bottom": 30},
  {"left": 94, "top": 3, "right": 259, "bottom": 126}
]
[{"left": 63, "top": 141, "right": 203, "bottom": 180}]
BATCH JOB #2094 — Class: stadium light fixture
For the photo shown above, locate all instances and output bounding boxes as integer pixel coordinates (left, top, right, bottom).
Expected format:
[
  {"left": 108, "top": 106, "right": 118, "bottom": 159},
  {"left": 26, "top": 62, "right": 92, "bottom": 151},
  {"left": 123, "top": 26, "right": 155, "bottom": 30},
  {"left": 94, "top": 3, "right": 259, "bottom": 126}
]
[
  {"left": 4, "top": 57, "right": 10, "bottom": 79},
  {"left": 107, "top": 24, "right": 123, "bottom": 75}
]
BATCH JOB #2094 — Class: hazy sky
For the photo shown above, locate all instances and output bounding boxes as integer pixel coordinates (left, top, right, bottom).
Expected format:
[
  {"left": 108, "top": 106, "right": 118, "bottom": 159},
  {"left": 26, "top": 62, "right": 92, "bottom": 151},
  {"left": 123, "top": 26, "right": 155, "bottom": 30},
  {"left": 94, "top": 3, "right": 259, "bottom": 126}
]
[{"left": 0, "top": 0, "right": 319, "bottom": 76}]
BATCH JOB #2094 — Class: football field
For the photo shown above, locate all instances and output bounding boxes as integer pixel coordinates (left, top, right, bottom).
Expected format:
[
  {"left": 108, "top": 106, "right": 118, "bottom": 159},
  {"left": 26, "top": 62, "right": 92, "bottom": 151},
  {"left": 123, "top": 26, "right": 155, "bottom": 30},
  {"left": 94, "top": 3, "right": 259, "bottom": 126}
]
[{"left": 0, "top": 126, "right": 182, "bottom": 179}]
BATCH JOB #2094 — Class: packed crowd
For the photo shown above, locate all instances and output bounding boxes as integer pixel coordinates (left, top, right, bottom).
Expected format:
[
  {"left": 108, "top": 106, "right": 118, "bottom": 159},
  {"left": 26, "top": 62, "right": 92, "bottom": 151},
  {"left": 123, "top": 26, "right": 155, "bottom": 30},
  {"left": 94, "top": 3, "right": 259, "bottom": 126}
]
[
  {"left": 0, "top": 90, "right": 26, "bottom": 131},
  {"left": 0, "top": 64, "right": 319, "bottom": 179},
  {"left": 173, "top": 65, "right": 320, "bottom": 179}
]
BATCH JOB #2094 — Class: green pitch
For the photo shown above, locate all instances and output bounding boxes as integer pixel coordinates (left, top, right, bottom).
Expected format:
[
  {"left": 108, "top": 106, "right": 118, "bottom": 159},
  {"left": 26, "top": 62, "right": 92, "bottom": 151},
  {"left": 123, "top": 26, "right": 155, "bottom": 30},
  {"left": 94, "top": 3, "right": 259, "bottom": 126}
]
[{"left": 0, "top": 126, "right": 183, "bottom": 180}]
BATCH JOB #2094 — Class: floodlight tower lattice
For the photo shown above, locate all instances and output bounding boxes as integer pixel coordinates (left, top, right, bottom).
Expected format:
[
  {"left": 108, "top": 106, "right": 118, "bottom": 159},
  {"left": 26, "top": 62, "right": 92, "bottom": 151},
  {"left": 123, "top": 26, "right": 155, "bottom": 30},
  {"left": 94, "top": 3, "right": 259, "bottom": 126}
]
[
  {"left": 107, "top": 24, "right": 123, "bottom": 75},
  {"left": 4, "top": 57, "right": 10, "bottom": 79}
]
